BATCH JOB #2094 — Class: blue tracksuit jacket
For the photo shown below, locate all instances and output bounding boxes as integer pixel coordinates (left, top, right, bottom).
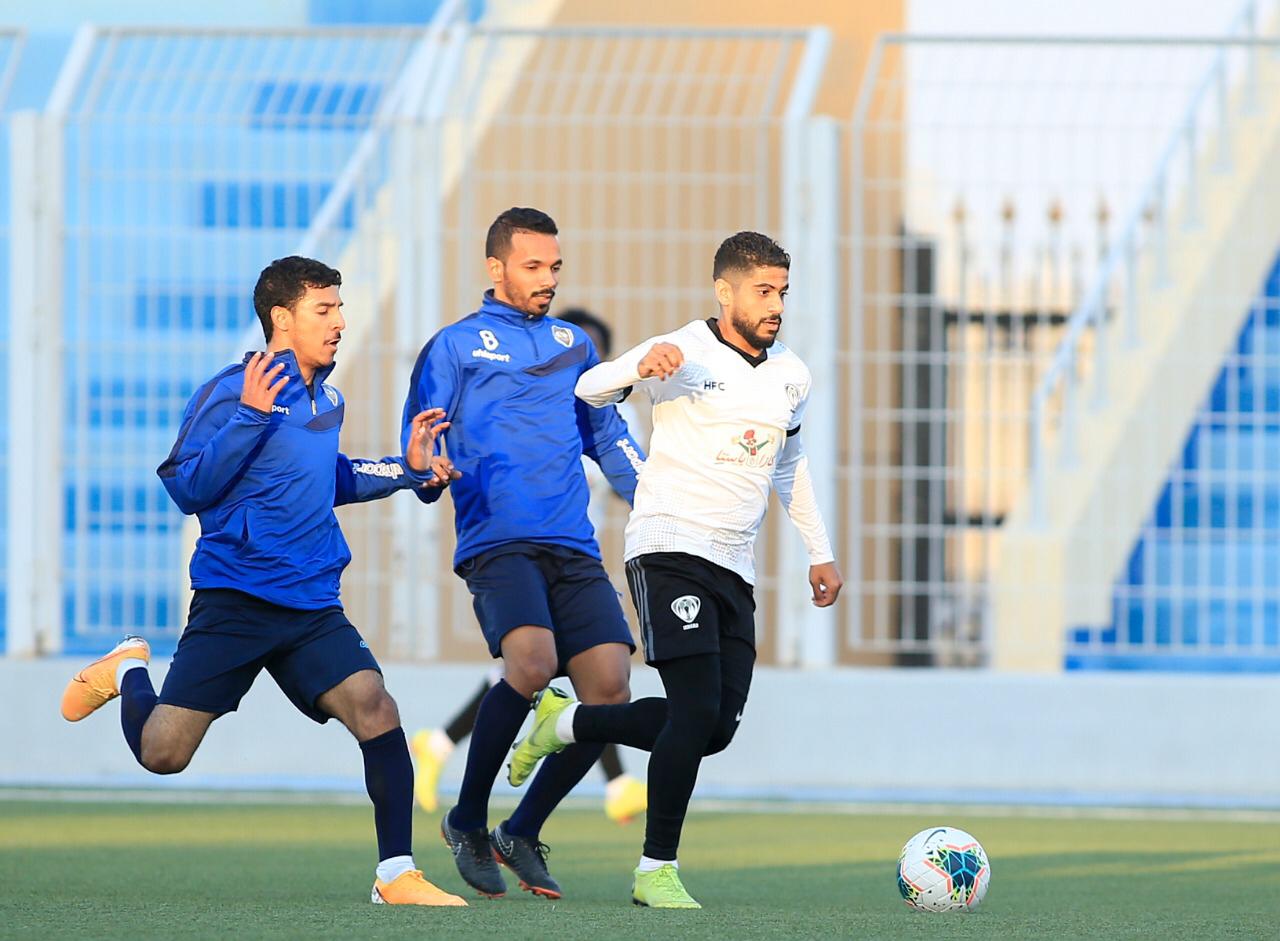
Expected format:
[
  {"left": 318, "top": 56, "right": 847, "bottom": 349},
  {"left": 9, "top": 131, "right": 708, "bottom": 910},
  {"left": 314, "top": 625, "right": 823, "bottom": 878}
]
[
  {"left": 402, "top": 291, "right": 645, "bottom": 568},
  {"left": 158, "top": 349, "right": 433, "bottom": 609}
]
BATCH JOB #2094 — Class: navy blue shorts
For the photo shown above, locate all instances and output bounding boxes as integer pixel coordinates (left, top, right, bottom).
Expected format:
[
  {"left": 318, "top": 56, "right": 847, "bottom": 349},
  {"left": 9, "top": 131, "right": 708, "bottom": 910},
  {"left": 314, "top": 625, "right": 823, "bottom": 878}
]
[
  {"left": 157, "top": 588, "right": 381, "bottom": 724},
  {"left": 458, "top": 542, "right": 635, "bottom": 666}
]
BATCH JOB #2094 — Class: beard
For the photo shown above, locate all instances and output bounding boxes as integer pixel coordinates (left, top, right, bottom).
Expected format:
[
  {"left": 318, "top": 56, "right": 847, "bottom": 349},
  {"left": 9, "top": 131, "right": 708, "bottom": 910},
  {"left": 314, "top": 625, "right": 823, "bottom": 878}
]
[
  {"left": 504, "top": 279, "right": 555, "bottom": 317},
  {"left": 732, "top": 310, "right": 780, "bottom": 350}
]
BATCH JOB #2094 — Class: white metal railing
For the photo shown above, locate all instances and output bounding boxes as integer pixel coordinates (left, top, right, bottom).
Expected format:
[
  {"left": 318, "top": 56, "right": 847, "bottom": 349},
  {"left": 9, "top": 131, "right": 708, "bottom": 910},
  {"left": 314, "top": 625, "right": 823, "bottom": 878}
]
[
  {"left": 1028, "top": 5, "right": 1274, "bottom": 522},
  {"left": 846, "top": 22, "right": 1277, "bottom": 666}
]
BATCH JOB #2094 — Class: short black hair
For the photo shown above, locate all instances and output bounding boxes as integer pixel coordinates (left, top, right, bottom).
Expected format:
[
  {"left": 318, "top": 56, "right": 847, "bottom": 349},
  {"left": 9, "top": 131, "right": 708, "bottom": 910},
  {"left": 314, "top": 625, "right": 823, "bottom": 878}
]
[
  {"left": 253, "top": 255, "right": 342, "bottom": 341},
  {"left": 558, "top": 307, "right": 612, "bottom": 357},
  {"left": 486, "top": 207, "right": 558, "bottom": 261},
  {"left": 712, "top": 231, "right": 790, "bottom": 281}
]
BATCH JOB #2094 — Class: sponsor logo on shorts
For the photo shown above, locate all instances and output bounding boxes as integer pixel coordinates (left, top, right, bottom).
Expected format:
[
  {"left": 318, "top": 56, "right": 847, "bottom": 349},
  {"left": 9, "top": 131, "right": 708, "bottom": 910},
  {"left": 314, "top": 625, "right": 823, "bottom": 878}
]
[{"left": 671, "top": 594, "right": 701, "bottom": 631}]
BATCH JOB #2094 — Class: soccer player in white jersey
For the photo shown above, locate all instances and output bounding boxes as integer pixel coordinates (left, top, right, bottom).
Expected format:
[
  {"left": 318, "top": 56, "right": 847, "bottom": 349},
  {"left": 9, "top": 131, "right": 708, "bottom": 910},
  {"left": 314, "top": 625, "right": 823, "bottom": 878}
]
[{"left": 507, "top": 231, "right": 843, "bottom": 908}]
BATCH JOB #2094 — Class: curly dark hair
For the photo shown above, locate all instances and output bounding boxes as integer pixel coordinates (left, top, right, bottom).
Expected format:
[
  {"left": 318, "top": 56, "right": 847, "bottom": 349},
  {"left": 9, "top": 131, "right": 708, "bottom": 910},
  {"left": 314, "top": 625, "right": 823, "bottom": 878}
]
[
  {"left": 253, "top": 256, "right": 342, "bottom": 341},
  {"left": 485, "top": 207, "right": 558, "bottom": 261},
  {"left": 712, "top": 231, "right": 790, "bottom": 281}
]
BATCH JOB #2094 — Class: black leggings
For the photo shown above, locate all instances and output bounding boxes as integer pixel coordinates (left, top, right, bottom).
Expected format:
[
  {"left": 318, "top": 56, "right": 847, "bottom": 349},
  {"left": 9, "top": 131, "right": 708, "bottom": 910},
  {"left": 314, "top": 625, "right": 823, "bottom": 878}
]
[{"left": 572, "top": 636, "right": 755, "bottom": 859}]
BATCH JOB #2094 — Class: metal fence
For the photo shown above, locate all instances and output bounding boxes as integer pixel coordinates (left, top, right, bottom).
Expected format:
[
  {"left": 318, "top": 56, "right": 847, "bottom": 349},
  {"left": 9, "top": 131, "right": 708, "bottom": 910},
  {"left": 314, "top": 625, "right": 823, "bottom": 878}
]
[
  {"left": 10, "top": 25, "right": 428, "bottom": 656},
  {"left": 10, "top": 14, "right": 1280, "bottom": 673},
  {"left": 372, "top": 23, "right": 831, "bottom": 662},
  {"left": 845, "top": 10, "right": 1280, "bottom": 668},
  {"left": 0, "top": 29, "right": 25, "bottom": 653}
]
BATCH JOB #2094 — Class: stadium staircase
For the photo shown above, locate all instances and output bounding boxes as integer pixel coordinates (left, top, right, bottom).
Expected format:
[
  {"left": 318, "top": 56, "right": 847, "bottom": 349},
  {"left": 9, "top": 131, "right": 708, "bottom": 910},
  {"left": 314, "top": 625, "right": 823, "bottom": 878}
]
[{"left": 992, "top": 35, "right": 1280, "bottom": 672}]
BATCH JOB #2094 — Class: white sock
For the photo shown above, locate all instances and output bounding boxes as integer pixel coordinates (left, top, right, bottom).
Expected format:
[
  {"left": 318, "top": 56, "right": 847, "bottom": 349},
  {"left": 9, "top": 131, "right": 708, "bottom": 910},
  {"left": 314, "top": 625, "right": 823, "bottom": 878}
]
[
  {"left": 554, "top": 702, "right": 579, "bottom": 743},
  {"left": 376, "top": 855, "right": 416, "bottom": 883},
  {"left": 115, "top": 658, "right": 148, "bottom": 690},
  {"left": 428, "top": 728, "right": 454, "bottom": 760},
  {"left": 638, "top": 855, "right": 676, "bottom": 872}
]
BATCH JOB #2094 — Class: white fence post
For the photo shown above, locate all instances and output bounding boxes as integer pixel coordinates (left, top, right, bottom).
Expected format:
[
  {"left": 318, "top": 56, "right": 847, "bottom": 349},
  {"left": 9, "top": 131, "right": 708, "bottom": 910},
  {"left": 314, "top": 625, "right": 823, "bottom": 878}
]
[
  {"left": 797, "top": 116, "right": 841, "bottom": 669},
  {"left": 776, "top": 27, "right": 833, "bottom": 667},
  {"left": 7, "top": 111, "right": 64, "bottom": 655}
]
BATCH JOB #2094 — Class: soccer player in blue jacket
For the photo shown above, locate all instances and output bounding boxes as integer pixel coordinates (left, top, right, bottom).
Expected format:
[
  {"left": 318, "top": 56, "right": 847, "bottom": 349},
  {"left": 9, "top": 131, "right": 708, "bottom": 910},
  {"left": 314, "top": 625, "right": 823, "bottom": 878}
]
[
  {"left": 402, "top": 208, "right": 645, "bottom": 899},
  {"left": 60, "top": 256, "right": 467, "bottom": 907}
]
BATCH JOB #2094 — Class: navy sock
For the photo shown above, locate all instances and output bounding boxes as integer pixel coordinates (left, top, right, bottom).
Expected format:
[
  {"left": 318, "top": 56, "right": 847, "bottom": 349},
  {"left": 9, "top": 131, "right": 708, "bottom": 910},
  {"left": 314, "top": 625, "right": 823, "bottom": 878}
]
[
  {"left": 451, "top": 679, "right": 530, "bottom": 832},
  {"left": 505, "top": 742, "right": 605, "bottom": 839},
  {"left": 120, "top": 668, "right": 158, "bottom": 766},
  {"left": 360, "top": 727, "right": 414, "bottom": 861}
]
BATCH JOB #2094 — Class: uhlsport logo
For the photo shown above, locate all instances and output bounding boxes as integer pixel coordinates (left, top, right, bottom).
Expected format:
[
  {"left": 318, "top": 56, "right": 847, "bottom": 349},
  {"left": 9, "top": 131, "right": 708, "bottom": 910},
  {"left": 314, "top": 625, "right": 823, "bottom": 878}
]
[
  {"left": 671, "top": 595, "right": 701, "bottom": 631},
  {"left": 551, "top": 324, "right": 574, "bottom": 348},
  {"left": 715, "top": 428, "right": 779, "bottom": 467}
]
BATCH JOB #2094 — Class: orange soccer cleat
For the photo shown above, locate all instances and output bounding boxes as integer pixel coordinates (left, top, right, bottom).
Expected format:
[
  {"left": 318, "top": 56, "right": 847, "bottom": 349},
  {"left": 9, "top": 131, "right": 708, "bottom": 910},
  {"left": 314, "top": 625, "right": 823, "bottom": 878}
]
[
  {"left": 371, "top": 870, "right": 468, "bottom": 906},
  {"left": 60, "top": 635, "right": 151, "bottom": 722}
]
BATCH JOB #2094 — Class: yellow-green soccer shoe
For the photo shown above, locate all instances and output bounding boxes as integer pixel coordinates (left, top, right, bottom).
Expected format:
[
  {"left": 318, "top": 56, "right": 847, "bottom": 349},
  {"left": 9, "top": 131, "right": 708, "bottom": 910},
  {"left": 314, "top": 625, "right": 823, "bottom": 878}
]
[
  {"left": 507, "top": 686, "right": 574, "bottom": 786},
  {"left": 631, "top": 865, "right": 702, "bottom": 909}
]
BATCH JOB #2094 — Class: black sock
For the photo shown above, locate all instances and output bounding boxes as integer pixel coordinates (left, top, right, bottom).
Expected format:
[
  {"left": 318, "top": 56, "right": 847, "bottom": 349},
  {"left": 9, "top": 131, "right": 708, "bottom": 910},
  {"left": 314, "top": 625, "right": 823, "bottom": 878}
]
[
  {"left": 505, "top": 742, "right": 605, "bottom": 839},
  {"left": 598, "top": 742, "right": 625, "bottom": 782},
  {"left": 360, "top": 727, "right": 414, "bottom": 862},
  {"left": 451, "top": 679, "right": 530, "bottom": 831},
  {"left": 642, "top": 654, "right": 723, "bottom": 860},
  {"left": 120, "top": 667, "right": 158, "bottom": 766},
  {"left": 444, "top": 680, "right": 490, "bottom": 744},
  {"left": 573, "top": 697, "right": 667, "bottom": 750}
]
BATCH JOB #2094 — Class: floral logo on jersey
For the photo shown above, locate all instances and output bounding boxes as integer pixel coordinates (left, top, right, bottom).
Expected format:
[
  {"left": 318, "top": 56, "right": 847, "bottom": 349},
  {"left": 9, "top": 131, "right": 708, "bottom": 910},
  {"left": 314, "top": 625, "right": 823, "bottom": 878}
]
[
  {"left": 551, "top": 324, "right": 574, "bottom": 348},
  {"left": 715, "top": 428, "right": 780, "bottom": 468},
  {"left": 785, "top": 383, "right": 802, "bottom": 410},
  {"left": 479, "top": 329, "right": 500, "bottom": 351},
  {"left": 322, "top": 384, "right": 339, "bottom": 407},
  {"left": 671, "top": 595, "right": 701, "bottom": 630}
]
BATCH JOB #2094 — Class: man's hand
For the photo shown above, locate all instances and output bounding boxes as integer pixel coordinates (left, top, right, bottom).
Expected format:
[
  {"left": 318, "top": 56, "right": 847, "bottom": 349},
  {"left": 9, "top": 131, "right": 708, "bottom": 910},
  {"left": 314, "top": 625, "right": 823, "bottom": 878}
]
[
  {"left": 425, "top": 453, "right": 461, "bottom": 489},
  {"left": 637, "top": 342, "right": 684, "bottom": 380},
  {"left": 241, "top": 351, "right": 288, "bottom": 413},
  {"left": 809, "top": 561, "right": 844, "bottom": 608},
  {"left": 405, "top": 408, "right": 460, "bottom": 487}
]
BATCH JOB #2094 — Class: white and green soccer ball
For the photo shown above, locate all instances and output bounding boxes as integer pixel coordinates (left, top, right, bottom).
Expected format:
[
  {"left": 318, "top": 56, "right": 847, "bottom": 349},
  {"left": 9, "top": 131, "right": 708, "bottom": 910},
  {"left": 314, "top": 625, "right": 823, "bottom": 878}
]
[{"left": 896, "top": 826, "right": 991, "bottom": 912}]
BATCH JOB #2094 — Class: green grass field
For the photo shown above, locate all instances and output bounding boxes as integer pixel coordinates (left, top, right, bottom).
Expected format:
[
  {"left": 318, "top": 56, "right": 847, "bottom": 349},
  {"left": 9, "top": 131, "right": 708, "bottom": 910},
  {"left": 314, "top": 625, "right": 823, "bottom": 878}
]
[{"left": 2, "top": 798, "right": 1277, "bottom": 940}]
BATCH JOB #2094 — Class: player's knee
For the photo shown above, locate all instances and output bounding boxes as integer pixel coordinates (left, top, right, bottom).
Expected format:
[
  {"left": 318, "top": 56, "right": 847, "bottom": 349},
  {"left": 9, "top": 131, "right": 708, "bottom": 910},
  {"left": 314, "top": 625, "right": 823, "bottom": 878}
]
[
  {"left": 140, "top": 742, "right": 192, "bottom": 775},
  {"left": 680, "top": 696, "right": 721, "bottom": 741},
  {"left": 581, "top": 674, "right": 630, "bottom": 705},
  {"left": 353, "top": 689, "right": 401, "bottom": 738},
  {"left": 505, "top": 659, "right": 557, "bottom": 698},
  {"left": 703, "top": 716, "right": 740, "bottom": 756}
]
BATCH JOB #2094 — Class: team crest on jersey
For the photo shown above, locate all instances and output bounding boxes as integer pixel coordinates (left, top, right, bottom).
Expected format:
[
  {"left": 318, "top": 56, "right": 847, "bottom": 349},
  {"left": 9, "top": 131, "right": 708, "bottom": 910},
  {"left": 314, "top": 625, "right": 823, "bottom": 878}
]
[
  {"left": 784, "top": 383, "right": 801, "bottom": 409},
  {"left": 671, "top": 595, "right": 701, "bottom": 630},
  {"left": 715, "top": 428, "right": 779, "bottom": 468},
  {"left": 551, "top": 324, "right": 574, "bottom": 348},
  {"left": 322, "top": 384, "right": 339, "bottom": 406}
]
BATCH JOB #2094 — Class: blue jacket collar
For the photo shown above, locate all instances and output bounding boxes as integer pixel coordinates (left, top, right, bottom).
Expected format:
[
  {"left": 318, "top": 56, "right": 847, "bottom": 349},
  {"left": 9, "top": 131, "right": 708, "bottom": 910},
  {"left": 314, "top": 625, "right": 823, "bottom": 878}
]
[
  {"left": 242, "top": 348, "right": 337, "bottom": 388},
  {"left": 481, "top": 289, "right": 545, "bottom": 324}
]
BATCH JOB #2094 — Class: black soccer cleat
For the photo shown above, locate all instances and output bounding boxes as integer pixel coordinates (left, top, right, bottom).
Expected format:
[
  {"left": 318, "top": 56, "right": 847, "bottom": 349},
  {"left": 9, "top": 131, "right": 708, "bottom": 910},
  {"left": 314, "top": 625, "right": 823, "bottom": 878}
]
[
  {"left": 490, "top": 821, "right": 563, "bottom": 899},
  {"left": 440, "top": 809, "right": 507, "bottom": 898}
]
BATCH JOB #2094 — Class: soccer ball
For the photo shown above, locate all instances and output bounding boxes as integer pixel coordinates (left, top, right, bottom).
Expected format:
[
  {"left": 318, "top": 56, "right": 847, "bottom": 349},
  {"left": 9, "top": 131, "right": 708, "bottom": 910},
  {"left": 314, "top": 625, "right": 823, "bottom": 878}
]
[{"left": 896, "top": 826, "right": 991, "bottom": 912}]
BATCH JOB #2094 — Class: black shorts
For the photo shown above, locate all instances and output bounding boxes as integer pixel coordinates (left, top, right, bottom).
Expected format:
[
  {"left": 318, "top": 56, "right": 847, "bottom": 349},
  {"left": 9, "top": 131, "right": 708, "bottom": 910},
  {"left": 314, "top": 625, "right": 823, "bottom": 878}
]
[
  {"left": 157, "top": 588, "right": 381, "bottom": 724},
  {"left": 458, "top": 541, "right": 635, "bottom": 666},
  {"left": 624, "top": 552, "right": 756, "bottom": 664}
]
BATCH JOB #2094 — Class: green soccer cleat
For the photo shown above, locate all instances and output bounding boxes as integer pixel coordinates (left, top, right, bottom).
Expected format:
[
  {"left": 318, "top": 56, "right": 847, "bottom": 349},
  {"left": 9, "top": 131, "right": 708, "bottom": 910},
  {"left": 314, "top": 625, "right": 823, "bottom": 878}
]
[
  {"left": 631, "top": 865, "right": 702, "bottom": 909},
  {"left": 507, "top": 686, "right": 574, "bottom": 786}
]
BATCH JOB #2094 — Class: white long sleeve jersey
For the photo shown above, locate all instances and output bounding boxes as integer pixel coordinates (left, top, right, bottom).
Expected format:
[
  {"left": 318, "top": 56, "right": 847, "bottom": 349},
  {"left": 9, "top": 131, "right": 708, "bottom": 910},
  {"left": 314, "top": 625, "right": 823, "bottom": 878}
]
[{"left": 575, "top": 318, "right": 833, "bottom": 586}]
